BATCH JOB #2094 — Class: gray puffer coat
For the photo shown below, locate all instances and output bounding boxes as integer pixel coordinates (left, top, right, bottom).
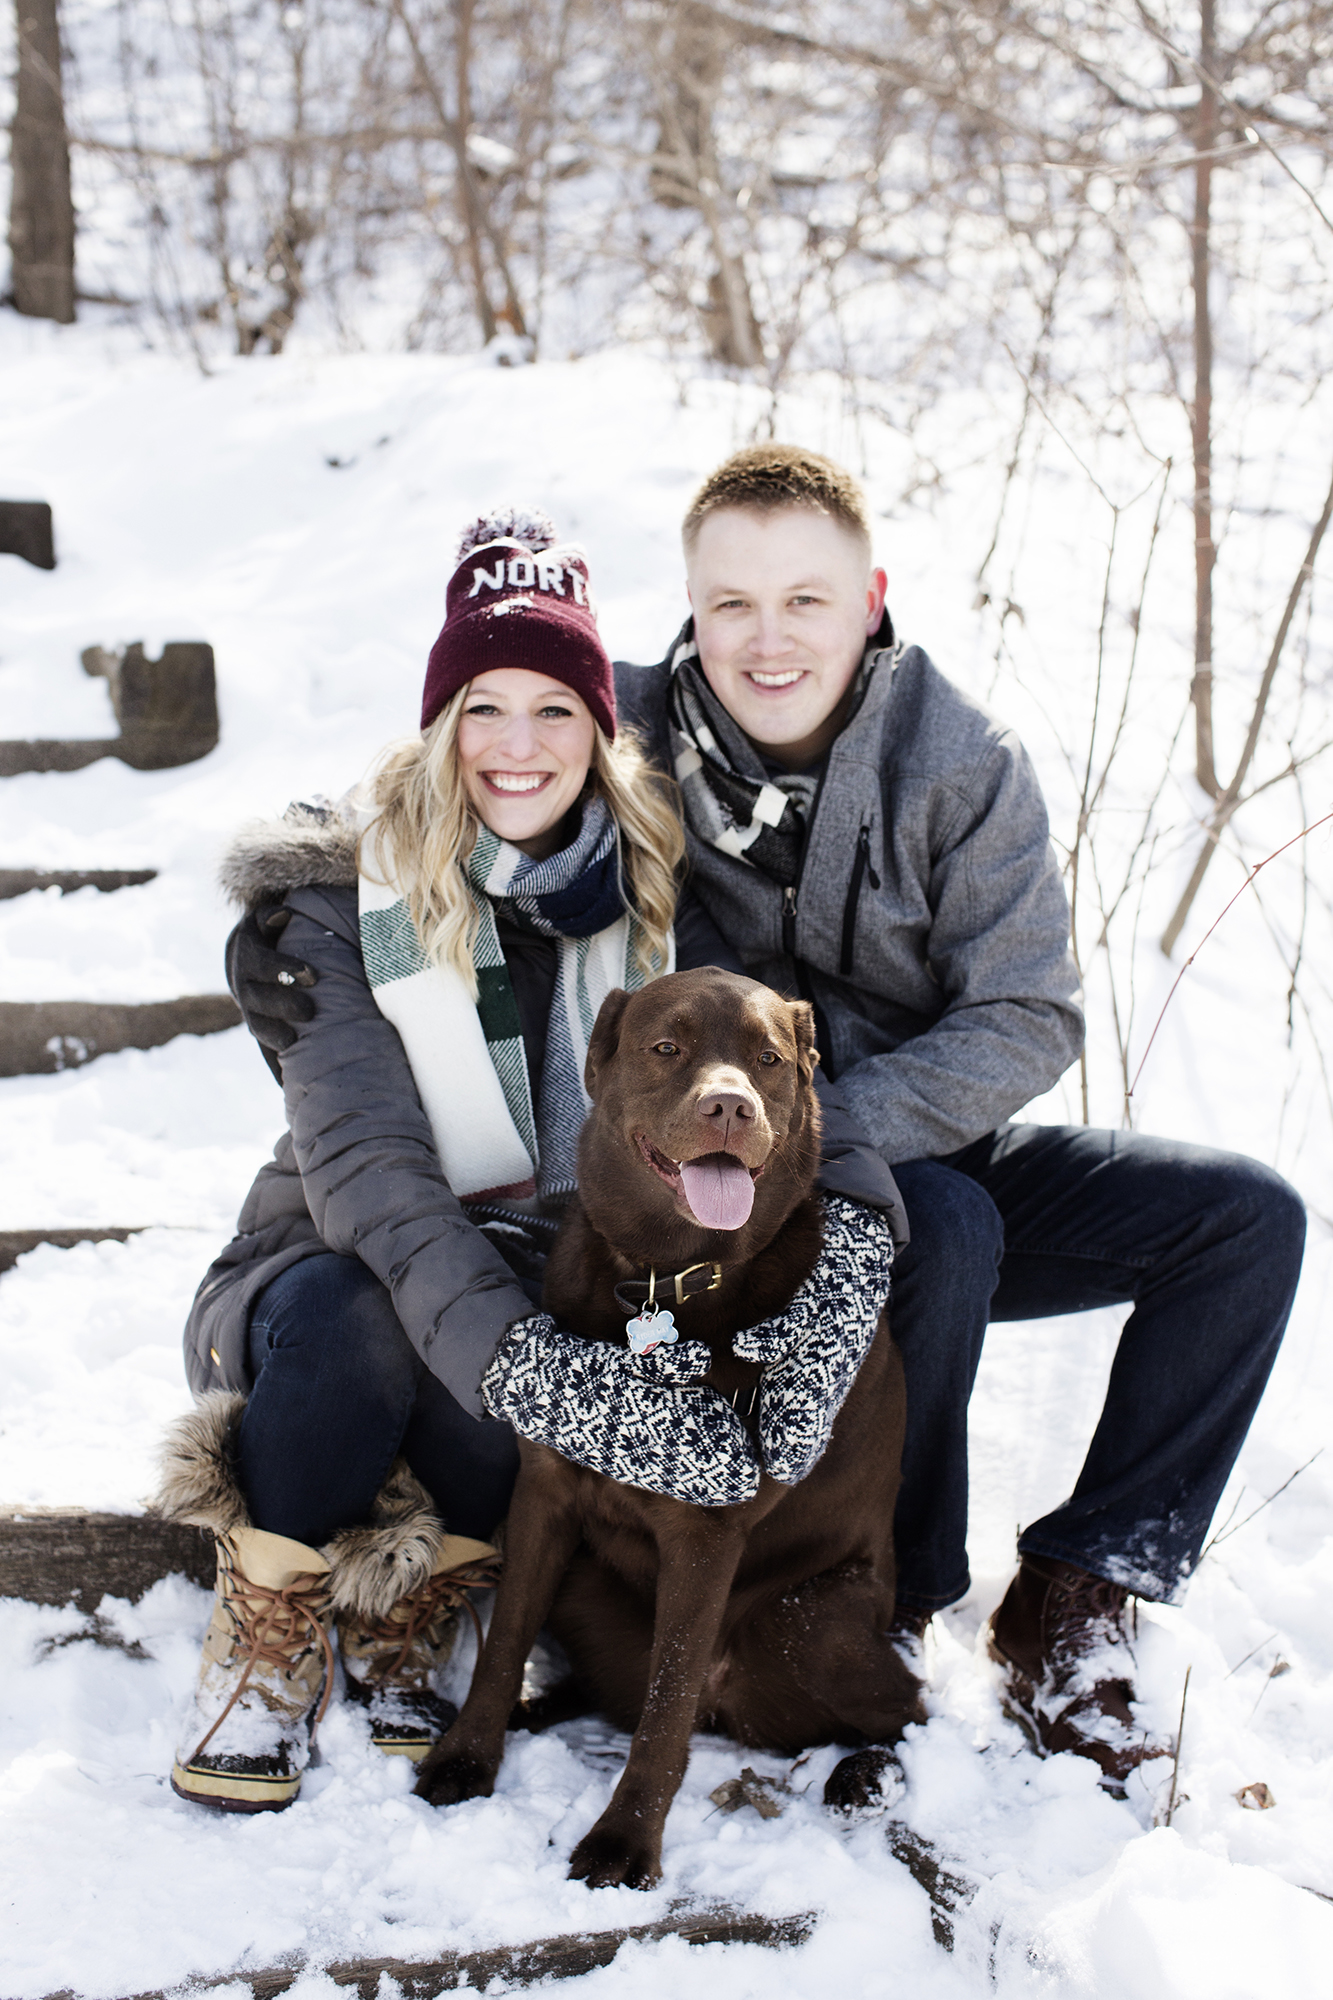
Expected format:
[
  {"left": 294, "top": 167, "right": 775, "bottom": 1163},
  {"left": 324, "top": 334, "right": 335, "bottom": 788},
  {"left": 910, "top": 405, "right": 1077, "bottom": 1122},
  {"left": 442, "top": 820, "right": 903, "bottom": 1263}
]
[
  {"left": 186, "top": 812, "right": 906, "bottom": 1415},
  {"left": 616, "top": 626, "right": 1085, "bottom": 1164}
]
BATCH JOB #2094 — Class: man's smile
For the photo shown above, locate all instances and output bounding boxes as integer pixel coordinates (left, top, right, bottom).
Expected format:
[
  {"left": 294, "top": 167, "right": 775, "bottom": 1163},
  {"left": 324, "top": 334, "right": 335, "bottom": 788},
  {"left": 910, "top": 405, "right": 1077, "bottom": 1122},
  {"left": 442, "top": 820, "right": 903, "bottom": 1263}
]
[{"left": 746, "top": 668, "right": 807, "bottom": 688}]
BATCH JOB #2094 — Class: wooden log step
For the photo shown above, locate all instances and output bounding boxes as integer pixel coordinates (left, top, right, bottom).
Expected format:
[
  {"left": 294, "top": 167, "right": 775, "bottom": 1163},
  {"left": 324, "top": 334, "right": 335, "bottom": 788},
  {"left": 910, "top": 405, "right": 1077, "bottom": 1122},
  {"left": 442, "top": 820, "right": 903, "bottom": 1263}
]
[
  {"left": 0, "top": 499, "right": 56, "bottom": 569},
  {"left": 81, "top": 643, "right": 220, "bottom": 771},
  {"left": 0, "top": 641, "right": 218, "bottom": 776},
  {"left": 0, "top": 1506, "right": 216, "bottom": 1608},
  {"left": 0, "top": 739, "right": 117, "bottom": 777},
  {"left": 0, "top": 995, "right": 241, "bottom": 1075},
  {"left": 0, "top": 869, "right": 158, "bottom": 899},
  {"left": 32, "top": 1907, "right": 818, "bottom": 2000},
  {"left": 0, "top": 1228, "right": 146, "bottom": 1274}
]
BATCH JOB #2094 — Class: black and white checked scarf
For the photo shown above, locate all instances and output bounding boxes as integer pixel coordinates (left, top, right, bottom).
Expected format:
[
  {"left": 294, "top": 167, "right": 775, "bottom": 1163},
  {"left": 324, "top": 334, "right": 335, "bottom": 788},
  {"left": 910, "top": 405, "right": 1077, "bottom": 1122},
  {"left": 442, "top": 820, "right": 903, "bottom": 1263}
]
[
  {"left": 665, "top": 626, "right": 893, "bottom": 885},
  {"left": 666, "top": 640, "right": 806, "bottom": 885}
]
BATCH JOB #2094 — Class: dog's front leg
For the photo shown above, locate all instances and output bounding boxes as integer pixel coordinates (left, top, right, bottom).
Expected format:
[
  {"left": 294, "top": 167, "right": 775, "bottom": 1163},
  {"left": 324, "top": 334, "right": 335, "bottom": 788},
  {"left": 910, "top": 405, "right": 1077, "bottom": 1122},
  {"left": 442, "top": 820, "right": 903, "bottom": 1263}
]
[
  {"left": 415, "top": 1444, "right": 580, "bottom": 1808},
  {"left": 568, "top": 1515, "right": 746, "bottom": 1890}
]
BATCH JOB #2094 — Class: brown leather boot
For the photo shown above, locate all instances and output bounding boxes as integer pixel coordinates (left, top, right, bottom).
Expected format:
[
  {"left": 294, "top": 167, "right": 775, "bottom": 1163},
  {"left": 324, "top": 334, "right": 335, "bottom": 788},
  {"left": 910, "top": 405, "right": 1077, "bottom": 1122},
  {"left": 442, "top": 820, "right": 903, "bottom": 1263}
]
[{"left": 988, "top": 1556, "right": 1169, "bottom": 1796}]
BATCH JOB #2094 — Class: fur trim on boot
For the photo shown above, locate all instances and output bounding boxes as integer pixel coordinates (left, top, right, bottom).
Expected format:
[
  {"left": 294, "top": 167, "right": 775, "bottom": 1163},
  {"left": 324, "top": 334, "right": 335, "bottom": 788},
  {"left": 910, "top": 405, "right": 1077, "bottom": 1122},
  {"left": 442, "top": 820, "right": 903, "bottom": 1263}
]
[
  {"left": 324, "top": 1461, "right": 448, "bottom": 1622},
  {"left": 155, "top": 1390, "right": 249, "bottom": 1536},
  {"left": 155, "top": 1392, "right": 446, "bottom": 1618}
]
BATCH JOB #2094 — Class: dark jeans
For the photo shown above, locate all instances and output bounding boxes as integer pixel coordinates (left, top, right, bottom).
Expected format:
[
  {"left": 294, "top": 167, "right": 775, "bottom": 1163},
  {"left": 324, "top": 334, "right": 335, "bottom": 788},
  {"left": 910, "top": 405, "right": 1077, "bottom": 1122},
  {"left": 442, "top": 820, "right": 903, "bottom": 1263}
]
[
  {"left": 888, "top": 1124, "right": 1306, "bottom": 1609},
  {"left": 237, "top": 1253, "right": 519, "bottom": 1548}
]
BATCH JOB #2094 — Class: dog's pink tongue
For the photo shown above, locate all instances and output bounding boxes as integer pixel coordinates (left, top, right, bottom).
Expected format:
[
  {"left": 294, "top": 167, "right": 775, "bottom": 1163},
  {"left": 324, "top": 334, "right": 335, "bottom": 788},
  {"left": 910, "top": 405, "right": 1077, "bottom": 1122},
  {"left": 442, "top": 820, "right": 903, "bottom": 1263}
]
[{"left": 679, "top": 1153, "right": 755, "bottom": 1231}]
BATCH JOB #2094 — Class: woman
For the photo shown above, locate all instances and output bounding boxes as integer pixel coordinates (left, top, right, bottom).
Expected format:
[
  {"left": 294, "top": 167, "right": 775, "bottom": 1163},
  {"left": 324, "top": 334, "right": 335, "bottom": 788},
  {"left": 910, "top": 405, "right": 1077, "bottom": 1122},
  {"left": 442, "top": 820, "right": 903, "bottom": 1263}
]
[{"left": 159, "top": 510, "right": 728, "bottom": 1812}]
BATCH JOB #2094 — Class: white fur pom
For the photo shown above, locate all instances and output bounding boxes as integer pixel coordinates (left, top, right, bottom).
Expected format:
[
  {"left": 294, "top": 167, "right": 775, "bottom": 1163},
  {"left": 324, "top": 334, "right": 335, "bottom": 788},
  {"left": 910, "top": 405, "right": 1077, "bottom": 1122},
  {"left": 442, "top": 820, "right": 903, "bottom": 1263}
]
[{"left": 456, "top": 505, "right": 557, "bottom": 561}]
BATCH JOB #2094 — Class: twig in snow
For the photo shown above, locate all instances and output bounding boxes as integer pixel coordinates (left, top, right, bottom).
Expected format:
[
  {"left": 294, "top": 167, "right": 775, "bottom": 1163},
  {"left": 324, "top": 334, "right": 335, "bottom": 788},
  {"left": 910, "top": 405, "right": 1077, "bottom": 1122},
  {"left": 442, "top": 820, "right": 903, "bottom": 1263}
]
[
  {"left": 1247, "top": 1659, "right": 1292, "bottom": 1725},
  {"left": 1163, "top": 1666, "right": 1191, "bottom": 1828},
  {"left": 1202, "top": 1448, "right": 1325, "bottom": 1555},
  {"left": 1223, "top": 1632, "right": 1278, "bottom": 1680}
]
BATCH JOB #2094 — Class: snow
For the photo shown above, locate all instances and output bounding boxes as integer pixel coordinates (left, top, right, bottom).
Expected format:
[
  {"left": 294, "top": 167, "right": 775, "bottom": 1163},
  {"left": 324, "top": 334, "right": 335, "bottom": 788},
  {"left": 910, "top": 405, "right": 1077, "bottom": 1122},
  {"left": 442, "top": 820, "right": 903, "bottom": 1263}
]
[{"left": 2, "top": 314, "right": 1332, "bottom": 1998}]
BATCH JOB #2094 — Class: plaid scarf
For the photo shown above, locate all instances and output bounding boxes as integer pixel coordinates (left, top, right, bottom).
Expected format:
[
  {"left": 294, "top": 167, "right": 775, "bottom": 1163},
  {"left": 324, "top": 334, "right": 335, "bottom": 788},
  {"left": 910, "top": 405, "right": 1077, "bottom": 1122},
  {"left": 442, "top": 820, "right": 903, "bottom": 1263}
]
[
  {"left": 359, "top": 798, "right": 669, "bottom": 1205},
  {"left": 665, "top": 623, "right": 893, "bottom": 886}
]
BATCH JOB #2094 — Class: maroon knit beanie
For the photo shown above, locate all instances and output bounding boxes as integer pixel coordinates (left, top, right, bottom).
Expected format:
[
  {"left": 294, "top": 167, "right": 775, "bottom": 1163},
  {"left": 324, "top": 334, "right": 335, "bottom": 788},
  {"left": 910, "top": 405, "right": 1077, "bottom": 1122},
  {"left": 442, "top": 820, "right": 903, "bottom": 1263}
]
[{"left": 421, "top": 506, "right": 617, "bottom": 739}]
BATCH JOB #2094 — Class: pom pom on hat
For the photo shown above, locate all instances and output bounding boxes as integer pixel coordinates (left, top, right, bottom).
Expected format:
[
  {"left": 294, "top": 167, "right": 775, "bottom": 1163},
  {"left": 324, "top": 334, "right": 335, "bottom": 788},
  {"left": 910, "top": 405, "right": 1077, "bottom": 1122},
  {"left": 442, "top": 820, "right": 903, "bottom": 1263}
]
[
  {"left": 421, "top": 503, "right": 617, "bottom": 738},
  {"left": 455, "top": 505, "right": 559, "bottom": 562}
]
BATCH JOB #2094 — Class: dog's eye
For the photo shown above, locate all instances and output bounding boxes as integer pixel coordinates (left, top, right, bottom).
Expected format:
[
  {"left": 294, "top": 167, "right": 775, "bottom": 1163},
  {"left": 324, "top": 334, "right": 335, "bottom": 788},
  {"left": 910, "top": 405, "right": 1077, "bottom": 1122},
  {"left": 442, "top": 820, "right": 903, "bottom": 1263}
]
[
  {"left": 653, "top": 1041, "right": 680, "bottom": 1057},
  {"left": 758, "top": 1050, "right": 781, "bottom": 1066}
]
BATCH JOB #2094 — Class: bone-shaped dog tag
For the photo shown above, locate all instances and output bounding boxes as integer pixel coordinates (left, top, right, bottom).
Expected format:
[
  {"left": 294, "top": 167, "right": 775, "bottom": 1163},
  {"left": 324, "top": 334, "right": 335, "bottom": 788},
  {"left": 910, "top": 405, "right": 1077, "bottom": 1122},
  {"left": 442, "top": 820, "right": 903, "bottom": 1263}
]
[{"left": 627, "top": 1307, "right": 678, "bottom": 1357}]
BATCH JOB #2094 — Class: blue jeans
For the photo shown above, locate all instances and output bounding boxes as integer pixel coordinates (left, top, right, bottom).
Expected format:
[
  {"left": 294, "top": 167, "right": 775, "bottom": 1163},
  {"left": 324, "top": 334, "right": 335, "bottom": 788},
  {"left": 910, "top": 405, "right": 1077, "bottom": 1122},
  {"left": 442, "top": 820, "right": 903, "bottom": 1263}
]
[
  {"left": 237, "top": 1253, "right": 519, "bottom": 1547},
  {"left": 888, "top": 1125, "right": 1306, "bottom": 1608}
]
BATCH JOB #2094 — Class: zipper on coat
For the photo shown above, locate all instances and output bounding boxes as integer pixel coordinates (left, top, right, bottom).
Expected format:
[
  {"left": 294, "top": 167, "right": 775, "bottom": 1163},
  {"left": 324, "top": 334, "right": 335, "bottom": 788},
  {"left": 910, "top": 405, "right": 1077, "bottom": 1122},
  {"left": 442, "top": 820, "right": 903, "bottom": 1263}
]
[
  {"left": 839, "top": 822, "right": 881, "bottom": 976},
  {"left": 782, "top": 884, "right": 798, "bottom": 956}
]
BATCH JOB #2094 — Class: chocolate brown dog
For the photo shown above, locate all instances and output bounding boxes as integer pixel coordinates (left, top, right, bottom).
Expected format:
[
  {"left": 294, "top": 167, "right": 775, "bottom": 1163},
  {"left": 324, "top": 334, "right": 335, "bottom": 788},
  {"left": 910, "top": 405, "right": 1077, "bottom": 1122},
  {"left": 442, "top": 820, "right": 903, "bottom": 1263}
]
[{"left": 415, "top": 968, "right": 922, "bottom": 1887}]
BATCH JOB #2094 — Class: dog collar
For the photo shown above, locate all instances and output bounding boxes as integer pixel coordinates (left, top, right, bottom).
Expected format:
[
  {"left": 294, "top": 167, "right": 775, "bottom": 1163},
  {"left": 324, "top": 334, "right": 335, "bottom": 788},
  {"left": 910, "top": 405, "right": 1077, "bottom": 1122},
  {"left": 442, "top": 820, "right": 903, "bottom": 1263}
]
[{"left": 613, "top": 1260, "right": 723, "bottom": 1316}]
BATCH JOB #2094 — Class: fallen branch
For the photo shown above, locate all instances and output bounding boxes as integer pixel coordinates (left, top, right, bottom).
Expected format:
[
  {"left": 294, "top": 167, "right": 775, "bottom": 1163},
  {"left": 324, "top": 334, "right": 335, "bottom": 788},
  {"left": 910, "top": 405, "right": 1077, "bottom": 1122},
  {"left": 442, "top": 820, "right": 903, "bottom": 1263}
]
[{"left": 32, "top": 1907, "right": 817, "bottom": 2000}]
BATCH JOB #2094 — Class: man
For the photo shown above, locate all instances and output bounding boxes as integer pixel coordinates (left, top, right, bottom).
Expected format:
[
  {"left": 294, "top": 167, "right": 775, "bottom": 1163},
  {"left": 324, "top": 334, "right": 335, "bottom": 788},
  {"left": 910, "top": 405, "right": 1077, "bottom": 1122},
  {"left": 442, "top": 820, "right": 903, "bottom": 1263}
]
[{"left": 233, "top": 445, "right": 1305, "bottom": 1795}]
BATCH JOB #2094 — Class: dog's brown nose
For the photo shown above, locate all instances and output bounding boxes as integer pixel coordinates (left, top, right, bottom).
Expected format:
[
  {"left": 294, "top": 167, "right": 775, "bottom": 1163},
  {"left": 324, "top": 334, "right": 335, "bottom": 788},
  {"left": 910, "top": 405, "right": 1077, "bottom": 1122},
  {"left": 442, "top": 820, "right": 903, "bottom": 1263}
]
[{"left": 697, "top": 1088, "right": 756, "bottom": 1125}]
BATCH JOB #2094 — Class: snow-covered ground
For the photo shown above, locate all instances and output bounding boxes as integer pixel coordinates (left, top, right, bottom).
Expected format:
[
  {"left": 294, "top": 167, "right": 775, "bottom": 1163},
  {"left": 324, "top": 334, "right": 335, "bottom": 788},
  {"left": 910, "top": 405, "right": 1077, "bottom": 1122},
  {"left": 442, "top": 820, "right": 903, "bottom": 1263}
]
[{"left": 2, "top": 313, "right": 1331, "bottom": 1998}]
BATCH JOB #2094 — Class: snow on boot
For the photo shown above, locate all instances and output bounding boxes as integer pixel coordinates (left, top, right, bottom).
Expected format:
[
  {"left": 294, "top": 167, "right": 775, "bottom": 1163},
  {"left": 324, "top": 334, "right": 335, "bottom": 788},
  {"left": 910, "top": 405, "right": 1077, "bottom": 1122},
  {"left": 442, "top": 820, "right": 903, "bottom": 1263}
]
[
  {"left": 155, "top": 1389, "right": 335, "bottom": 1812},
  {"left": 171, "top": 1525, "right": 334, "bottom": 1812},
  {"left": 988, "top": 1555, "right": 1170, "bottom": 1796},
  {"left": 336, "top": 1534, "right": 502, "bottom": 1759}
]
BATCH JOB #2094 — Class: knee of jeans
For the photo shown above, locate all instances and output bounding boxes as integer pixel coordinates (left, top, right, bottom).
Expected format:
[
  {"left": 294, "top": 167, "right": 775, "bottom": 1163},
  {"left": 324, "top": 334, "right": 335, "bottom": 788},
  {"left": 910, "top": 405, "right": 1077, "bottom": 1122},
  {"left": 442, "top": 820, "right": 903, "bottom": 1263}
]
[
  {"left": 251, "top": 1254, "right": 411, "bottom": 1371},
  {"left": 1236, "top": 1162, "right": 1307, "bottom": 1274},
  {"left": 893, "top": 1165, "right": 1004, "bottom": 1291}
]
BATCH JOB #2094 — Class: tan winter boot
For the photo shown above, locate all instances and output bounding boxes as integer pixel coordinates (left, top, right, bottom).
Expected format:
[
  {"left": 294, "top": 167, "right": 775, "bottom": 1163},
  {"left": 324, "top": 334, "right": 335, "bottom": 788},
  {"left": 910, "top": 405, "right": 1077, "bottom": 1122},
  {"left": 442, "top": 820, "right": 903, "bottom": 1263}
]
[
  {"left": 170, "top": 1525, "right": 334, "bottom": 1811},
  {"left": 336, "top": 1534, "right": 502, "bottom": 1759}
]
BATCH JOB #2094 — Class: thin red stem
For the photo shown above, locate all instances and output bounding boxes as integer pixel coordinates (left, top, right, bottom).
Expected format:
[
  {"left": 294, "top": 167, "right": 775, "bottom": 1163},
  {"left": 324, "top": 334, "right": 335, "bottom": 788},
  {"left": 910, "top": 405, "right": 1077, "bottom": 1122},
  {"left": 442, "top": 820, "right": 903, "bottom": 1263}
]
[{"left": 1129, "top": 809, "right": 1333, "bottom": 1100}]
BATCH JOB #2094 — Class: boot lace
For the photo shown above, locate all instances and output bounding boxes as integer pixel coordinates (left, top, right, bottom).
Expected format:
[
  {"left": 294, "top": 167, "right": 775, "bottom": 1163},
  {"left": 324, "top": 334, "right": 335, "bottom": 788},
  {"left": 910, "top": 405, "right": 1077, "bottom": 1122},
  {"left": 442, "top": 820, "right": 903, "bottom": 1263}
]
[
  {"left": 358, "top": 1553, "right": 504, "bottom": 1690},
  {"left": 189, "top": 1553, "right": 336, "bottom": 1763},
  {"left": 1026, "top": 1557, "right": 1137, "bottom": 1664}
]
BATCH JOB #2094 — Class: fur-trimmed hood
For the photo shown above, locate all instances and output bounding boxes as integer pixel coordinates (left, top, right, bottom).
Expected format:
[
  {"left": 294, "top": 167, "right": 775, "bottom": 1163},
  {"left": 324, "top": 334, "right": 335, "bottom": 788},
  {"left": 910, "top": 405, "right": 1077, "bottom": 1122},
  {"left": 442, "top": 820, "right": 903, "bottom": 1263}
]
[{"left": 220, "top": 796, "right": 360, "bottom": 911}]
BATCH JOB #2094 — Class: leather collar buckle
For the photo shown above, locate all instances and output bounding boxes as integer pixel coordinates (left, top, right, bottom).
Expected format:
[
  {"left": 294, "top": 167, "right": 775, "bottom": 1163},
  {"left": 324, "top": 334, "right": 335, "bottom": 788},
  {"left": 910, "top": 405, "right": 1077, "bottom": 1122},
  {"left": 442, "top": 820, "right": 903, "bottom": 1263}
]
[{"left": 613, "top": 1259, "right": 724, "bottom": 1316}]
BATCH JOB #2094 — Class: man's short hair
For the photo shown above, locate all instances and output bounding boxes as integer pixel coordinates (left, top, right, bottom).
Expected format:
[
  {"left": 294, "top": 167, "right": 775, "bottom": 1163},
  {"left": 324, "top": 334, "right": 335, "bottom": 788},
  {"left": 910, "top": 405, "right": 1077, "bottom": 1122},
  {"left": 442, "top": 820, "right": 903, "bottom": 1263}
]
[{"left": 681, "top": 444, "right": 872, "bottom": 555}]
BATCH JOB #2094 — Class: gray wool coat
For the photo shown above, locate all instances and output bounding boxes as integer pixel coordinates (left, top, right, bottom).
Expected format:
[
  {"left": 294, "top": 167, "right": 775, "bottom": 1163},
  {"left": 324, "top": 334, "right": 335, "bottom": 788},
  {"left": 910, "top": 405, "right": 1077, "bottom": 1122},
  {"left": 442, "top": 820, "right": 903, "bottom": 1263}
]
[
  {"left": 616, "top": 626, "right": 1085, "bottom": 1164},
  {"left": 186, "top": 811, "right": 907, "bottom": 1416}
]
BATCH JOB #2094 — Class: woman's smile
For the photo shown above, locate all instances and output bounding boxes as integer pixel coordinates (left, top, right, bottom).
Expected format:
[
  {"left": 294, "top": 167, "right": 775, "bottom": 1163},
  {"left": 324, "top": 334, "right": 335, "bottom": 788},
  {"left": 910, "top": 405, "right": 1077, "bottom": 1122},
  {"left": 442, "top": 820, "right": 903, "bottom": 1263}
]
[
  {"left": 480, "top": 770, "right": 555, "bottom": 795},
  {"left": 458, "top": 668, "right": 596, "bottom": 856}
]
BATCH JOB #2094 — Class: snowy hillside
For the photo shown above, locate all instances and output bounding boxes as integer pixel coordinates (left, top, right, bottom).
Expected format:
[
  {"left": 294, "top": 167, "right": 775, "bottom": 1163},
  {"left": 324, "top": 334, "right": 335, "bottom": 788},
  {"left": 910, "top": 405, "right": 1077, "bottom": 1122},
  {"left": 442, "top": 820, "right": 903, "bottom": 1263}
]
[{"left": 1, "top": 310, "right": 1331, "bottom": 1999}]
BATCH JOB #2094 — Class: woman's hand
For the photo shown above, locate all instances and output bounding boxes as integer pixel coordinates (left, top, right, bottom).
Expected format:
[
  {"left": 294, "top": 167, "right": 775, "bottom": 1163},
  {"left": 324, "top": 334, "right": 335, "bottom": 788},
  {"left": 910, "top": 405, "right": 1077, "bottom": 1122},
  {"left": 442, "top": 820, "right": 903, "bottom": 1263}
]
[
  {"left": 225, "top": 905, "right": 317, "bottom": 1072},
  {"left": 482, "top": 1314, "right": 762, "bottom": 1507}
]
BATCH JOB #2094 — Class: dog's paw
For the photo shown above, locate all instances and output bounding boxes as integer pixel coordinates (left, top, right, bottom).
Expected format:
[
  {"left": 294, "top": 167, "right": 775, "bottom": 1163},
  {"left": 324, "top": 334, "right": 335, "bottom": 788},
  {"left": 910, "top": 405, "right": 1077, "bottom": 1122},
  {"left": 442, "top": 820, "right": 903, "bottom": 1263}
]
[
  {"left": 412, "top": 1749, "right": 497, "bottom": 1808},
  {"left": 567, "top": 1823, "right": 662, "bottom": 1890},
  {"left": 823, "top": 1746, "right": 906, "bottom": 1815}
]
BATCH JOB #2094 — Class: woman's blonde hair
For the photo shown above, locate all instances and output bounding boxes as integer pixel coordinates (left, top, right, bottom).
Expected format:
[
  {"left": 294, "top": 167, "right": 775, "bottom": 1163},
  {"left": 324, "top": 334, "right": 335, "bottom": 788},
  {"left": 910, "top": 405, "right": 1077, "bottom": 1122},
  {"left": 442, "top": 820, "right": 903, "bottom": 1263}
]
[{"left": 364, "top": 686, "right": 685, "bottom": 997}]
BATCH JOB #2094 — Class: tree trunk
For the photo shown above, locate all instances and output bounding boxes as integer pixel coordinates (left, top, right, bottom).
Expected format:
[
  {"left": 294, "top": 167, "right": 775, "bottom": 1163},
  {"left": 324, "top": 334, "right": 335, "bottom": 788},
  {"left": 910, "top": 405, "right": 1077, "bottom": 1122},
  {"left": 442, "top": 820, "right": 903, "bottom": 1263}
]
[
  {"left": 1189, "top": 0, "right": 1219, "bottom": 797},
  {"left": 647, "top": 2, "right": 760, "bottom": 367},
  {"left": 9, "top": 0, "right": 76, "bottom": 322}
]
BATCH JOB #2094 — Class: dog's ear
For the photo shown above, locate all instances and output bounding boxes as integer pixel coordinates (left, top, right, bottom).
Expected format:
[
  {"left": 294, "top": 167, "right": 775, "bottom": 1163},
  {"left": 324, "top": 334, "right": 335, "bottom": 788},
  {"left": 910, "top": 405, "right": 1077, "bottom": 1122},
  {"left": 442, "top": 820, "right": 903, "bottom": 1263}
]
[
  {"left": 585, "top": 987, "right": 631, "bottom": 1099},
  {"left": 790, "top": 1000, "right": 820, "bottom": 1084}
]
